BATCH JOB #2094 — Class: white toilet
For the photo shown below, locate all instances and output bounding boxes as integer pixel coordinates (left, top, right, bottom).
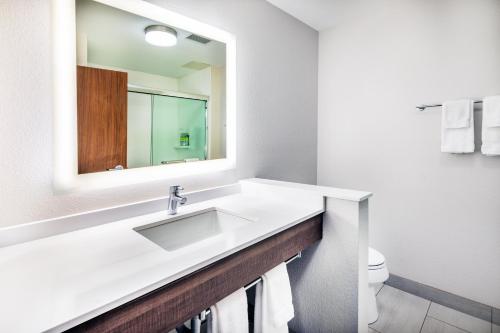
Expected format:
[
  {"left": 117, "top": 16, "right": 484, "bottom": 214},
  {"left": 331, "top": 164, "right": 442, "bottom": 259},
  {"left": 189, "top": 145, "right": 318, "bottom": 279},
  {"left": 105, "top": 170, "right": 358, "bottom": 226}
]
[{"left": 368, "top": 247, "right": 389, "bottom": 324}]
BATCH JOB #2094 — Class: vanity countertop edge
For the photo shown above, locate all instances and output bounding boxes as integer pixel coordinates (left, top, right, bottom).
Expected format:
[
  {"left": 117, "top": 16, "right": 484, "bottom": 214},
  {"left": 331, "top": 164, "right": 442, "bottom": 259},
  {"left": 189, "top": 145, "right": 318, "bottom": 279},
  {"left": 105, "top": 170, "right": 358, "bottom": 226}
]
[{"left": 0, "top": 180, "right": 345, "bottom": 333}]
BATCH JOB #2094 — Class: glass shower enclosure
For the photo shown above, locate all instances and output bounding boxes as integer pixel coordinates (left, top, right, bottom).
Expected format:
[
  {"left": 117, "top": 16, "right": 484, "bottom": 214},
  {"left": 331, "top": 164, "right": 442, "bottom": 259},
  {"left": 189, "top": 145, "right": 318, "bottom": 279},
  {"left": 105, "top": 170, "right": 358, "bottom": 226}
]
[{"left": 127, "top": 91, "right": 207, "bottom": 169}]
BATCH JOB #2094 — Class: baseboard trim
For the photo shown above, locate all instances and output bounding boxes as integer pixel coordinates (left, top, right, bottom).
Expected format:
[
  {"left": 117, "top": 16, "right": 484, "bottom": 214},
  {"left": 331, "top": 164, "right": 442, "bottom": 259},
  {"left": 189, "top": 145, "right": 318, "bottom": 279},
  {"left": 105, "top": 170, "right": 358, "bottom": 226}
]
[{"left": 386, "top": 274, "right": 499, "bottom": 325}]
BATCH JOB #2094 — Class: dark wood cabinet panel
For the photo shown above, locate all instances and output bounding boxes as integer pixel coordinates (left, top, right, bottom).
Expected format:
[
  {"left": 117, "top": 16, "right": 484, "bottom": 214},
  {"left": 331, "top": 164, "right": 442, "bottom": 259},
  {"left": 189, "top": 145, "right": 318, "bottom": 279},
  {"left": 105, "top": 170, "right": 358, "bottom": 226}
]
[
  {"left": 67, "top": 214, "right": 323, "bottom": 333},
  {"left": 77, "top": 66, "right": 128, "bottom": 174}
]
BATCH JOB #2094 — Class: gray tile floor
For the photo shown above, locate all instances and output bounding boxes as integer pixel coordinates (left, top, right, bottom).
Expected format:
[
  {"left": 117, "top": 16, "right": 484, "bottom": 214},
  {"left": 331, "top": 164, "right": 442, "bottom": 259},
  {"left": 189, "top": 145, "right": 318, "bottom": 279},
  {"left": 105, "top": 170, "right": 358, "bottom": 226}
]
[{"left": 369, "top": 285, "right": 494, "bottom": 333}]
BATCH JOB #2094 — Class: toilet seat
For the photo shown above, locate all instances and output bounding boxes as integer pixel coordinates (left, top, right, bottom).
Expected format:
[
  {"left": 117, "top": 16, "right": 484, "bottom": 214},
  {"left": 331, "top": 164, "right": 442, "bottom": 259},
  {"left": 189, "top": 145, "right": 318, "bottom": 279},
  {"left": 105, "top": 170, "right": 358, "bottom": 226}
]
[
  {"left": 368, "top": 247, "right": 389, "bottom": 283},
  {"left": 369, "top": 263, "right": 386, "bottom": 270},
  {"left": 369, "top": 247, "right": 385, "bottom": 268},
  {"left": 368, "top": 247, "right": 389, "bottom": 325}
]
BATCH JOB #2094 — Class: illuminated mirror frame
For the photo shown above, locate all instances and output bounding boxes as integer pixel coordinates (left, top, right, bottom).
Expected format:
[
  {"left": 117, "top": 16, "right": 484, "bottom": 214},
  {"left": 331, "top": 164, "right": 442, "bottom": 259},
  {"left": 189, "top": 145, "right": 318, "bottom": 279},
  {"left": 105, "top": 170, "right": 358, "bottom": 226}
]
[{"left": 52, "top": 0, "right": 236, "bottom": 192}]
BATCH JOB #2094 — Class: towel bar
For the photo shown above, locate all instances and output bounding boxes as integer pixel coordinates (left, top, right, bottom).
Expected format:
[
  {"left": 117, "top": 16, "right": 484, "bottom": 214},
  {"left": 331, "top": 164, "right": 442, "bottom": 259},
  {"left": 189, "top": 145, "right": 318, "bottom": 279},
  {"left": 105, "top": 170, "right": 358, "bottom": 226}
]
[
  {"left": 198, "top": 251, "right": 302, "bottom": 320},
  {"left": 417, "top": 100, "right": 483, "bottom": 111}
]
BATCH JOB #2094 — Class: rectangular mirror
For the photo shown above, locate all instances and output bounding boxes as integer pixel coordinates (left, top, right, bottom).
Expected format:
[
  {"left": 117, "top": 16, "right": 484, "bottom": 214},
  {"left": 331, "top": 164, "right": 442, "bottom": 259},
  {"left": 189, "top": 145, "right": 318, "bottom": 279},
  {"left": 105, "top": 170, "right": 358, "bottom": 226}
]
[
  {"left": 52, "top": 0, "right": 235, "bottom": 191},
  {"left": 75, "top": 0, "right": 227, "bottom": 174}
]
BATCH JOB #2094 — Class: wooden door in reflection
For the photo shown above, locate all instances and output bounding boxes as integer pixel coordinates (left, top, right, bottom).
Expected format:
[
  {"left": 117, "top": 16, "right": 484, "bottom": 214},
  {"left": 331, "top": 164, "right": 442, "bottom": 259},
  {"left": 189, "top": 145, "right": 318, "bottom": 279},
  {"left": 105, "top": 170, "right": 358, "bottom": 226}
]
[{"left": 77, "top": 66, "right": 127, "bottom": 174}]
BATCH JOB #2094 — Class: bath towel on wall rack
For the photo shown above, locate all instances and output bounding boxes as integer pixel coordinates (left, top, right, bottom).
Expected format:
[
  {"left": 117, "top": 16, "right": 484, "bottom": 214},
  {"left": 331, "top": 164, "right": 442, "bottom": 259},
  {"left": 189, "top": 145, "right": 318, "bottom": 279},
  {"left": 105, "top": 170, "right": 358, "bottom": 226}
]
[
  {"left": 417, "top": 94, "right": 500, "bottom": 155},
  {"left": 440, "top": 99, "right": 475, "bottom": 153},
  {"left": 416, "top": 93, "right": 500, "bottom": 111}
]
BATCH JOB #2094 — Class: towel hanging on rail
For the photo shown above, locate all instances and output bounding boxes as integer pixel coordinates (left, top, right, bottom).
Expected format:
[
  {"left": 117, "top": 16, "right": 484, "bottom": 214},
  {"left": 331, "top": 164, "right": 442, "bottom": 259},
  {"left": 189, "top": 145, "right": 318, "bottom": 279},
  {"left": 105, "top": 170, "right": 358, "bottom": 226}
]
[
  {"left": 481, "top": 96, "right": 500, "bottom": 155},
  {"left": 441, "top": 100, "right": 475, "bottom": 153},
  {"left": 207, "top": 288, "right": 249, "bottom": 333},
  {"left": 195, "top": 252, "right": 302, "bottom": 332},
  {"left": 254, "top": 263, "right": 295, "bottom": 333}
]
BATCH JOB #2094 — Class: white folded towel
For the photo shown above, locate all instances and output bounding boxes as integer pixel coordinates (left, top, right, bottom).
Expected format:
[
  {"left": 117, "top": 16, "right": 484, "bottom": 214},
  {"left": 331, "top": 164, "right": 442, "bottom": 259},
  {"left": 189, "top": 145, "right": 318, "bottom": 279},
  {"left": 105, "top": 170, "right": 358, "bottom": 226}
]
[
  {"left": 481, "top": 96, "right": 500, "bottom": 155},
  {"left": 254, "top": 263, "right": 294, "bottom": 333},
  {"left": 207, "top": 288, "right": 249, "bottom": 333},
  {"left": 441, "top": 99, "right": 475, "bottom": 153}
]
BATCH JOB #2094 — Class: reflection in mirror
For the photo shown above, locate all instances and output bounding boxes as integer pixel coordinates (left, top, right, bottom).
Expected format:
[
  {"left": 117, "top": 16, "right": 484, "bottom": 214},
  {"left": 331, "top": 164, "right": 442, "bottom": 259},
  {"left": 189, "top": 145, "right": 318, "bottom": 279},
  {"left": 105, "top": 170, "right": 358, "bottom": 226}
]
[{"left": 75, "top": 0, "right": 226, "bottom": 174}]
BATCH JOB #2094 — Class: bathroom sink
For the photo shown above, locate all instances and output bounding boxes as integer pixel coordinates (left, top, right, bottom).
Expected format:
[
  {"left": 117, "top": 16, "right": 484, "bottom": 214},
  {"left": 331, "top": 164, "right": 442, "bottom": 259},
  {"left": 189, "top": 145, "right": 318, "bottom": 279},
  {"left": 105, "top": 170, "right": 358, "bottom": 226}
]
[{"left": 134, "top": 208, "right": 254, "bottom": 251}]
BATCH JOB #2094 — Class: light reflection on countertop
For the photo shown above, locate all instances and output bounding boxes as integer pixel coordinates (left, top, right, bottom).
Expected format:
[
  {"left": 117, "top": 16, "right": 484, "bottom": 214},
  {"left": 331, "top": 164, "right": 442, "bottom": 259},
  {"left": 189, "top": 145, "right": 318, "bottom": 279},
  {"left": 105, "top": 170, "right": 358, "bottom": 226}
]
[{"left": 0, "top": 190, "right": 324, "bottom": 333}]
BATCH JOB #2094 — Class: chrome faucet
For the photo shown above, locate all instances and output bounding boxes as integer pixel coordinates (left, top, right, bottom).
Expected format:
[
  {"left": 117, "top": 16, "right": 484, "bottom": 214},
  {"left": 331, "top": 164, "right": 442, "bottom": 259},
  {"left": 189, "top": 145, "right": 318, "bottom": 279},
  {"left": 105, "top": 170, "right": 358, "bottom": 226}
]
[{"left": 167, "top": 185, "right": 187, "bottom": 215}]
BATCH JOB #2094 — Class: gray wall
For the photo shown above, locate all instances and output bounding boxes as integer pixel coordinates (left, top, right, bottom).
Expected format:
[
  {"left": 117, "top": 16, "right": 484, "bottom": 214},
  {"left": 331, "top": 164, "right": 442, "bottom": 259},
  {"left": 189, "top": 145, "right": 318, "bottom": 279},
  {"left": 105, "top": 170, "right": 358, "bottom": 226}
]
[
  {"left": 289, "top": 198, "right": 368, "bottom": 333},
  {"left": 317, "top": 0, "right": 500, "bottom": 308},
  {"left": 0, "top": 0, "right": 318, "bottom": 228}
]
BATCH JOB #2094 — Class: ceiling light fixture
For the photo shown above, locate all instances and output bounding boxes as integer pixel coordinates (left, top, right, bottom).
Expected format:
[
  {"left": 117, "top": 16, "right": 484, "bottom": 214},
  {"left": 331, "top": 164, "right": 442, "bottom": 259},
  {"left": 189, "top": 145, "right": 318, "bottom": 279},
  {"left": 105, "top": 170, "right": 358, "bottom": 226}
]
[{"left": 144, "top": 25, "right": 177, "bottom": 47}]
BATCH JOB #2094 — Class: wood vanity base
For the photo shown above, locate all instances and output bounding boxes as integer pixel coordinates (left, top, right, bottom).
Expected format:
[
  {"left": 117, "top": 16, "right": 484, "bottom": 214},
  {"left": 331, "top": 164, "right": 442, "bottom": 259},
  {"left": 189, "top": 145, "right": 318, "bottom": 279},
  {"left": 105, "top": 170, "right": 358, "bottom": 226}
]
[{"left": 67, "top": 214, "right": 323, "bottom": 333}]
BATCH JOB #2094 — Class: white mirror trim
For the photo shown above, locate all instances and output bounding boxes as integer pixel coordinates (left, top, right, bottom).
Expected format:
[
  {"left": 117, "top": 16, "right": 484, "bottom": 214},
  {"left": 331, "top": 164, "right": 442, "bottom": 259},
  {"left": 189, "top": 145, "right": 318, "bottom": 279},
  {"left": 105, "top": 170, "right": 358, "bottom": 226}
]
[{"left": 52, "top": 0, "right": 236, "bottom": 192}]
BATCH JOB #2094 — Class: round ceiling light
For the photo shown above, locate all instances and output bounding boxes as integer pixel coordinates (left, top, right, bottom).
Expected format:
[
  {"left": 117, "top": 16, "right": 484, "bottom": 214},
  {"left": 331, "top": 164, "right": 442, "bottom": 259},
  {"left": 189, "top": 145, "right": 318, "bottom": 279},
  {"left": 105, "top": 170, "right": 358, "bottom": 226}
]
[{"left": 144, "top": 25, "right": 177, "bottom": 47}]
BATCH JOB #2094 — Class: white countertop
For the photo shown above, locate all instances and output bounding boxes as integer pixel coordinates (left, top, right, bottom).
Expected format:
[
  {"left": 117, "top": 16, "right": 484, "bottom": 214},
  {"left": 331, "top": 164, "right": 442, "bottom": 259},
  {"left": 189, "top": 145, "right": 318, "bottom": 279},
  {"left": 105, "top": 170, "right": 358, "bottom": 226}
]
[{"left": 0, "top": 188, "right": 324, "bottom": 333}]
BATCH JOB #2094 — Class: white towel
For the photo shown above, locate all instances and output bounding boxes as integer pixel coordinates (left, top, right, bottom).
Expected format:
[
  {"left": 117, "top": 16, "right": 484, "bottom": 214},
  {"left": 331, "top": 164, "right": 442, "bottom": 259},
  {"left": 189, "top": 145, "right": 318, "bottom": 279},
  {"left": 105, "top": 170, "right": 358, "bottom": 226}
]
[
  {"left": 481, "top": 96, "right": 500, "bottom": 155},
  {"left": 254, "top": 263, "right": 294, "bottom": 333},
  {"left": 207, "top": 288, "right": 249, "bottom": 333},
  {"left": 441, "top": 99, "right": 475, "bottom": 153}
]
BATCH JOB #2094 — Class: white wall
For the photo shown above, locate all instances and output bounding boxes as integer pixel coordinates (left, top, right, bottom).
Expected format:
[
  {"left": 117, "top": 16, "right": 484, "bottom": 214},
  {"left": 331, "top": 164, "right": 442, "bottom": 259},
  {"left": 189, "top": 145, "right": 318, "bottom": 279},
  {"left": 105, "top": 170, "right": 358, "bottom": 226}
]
[
  {"left": 126, "top": 69, "right": 179, "bottom": 91},
  {"left": 127, "top": 92, "right": 152, "bottom": 168},
  {"left": 317, "top": 0, "right": 500, "bottom": 308},
  {"left": 0, "top": 0, "right": 318, "bottom": 228},
  {"left": 89, "top": 63, "right": 179, "bottom": 91},
  {"left": 178, "top": 66, "right": 226, "bottom": 159},
  {"left": 209, "top": 66, "right": 226, "bottom": 159},
  {"left": 178, "top": 67, "right": 211, "bottom": 95}
]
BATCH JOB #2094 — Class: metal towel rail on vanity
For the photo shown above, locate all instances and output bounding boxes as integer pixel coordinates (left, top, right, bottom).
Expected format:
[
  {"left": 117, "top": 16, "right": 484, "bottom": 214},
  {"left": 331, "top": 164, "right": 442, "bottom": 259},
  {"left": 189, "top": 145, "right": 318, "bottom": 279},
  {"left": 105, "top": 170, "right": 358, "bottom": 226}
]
[
  {"left": 242, "top": 251, "right": 302, "bottom": 291},
  {"left": 185, "top": 252, "right": 302, "bottom": 333}
]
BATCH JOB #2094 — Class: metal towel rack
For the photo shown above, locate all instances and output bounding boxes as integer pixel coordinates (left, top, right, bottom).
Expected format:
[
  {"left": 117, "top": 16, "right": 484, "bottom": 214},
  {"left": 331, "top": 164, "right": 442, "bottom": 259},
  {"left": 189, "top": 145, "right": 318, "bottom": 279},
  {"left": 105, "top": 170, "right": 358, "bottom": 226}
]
[
  {"left": 242, "top": 251, "right": 302, "bottom": 291},
  {"left": 185, "top": 252, "right": 303, "bottom": 333},
  {"left": 416, "top": 100, "right": 483, "bottom": 111}
]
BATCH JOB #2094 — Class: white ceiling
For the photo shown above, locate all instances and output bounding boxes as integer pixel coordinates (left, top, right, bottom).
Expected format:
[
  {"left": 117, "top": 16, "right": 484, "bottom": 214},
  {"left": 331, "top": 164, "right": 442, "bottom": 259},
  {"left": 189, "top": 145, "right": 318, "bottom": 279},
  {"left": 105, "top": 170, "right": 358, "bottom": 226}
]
[
  {"left": 265, "top": 0, "right": 351, "bottom": 31},
  {"left": 76, "top": 0, "right": 226, "bottom": 78}
]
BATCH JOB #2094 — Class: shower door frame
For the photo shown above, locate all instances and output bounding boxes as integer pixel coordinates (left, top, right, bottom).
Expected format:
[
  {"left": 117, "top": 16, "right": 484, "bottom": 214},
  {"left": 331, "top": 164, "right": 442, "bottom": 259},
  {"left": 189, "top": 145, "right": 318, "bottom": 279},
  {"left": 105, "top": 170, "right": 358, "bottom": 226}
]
[{"left": 128, "top": 88, "right": 209, "bottom": 166}]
